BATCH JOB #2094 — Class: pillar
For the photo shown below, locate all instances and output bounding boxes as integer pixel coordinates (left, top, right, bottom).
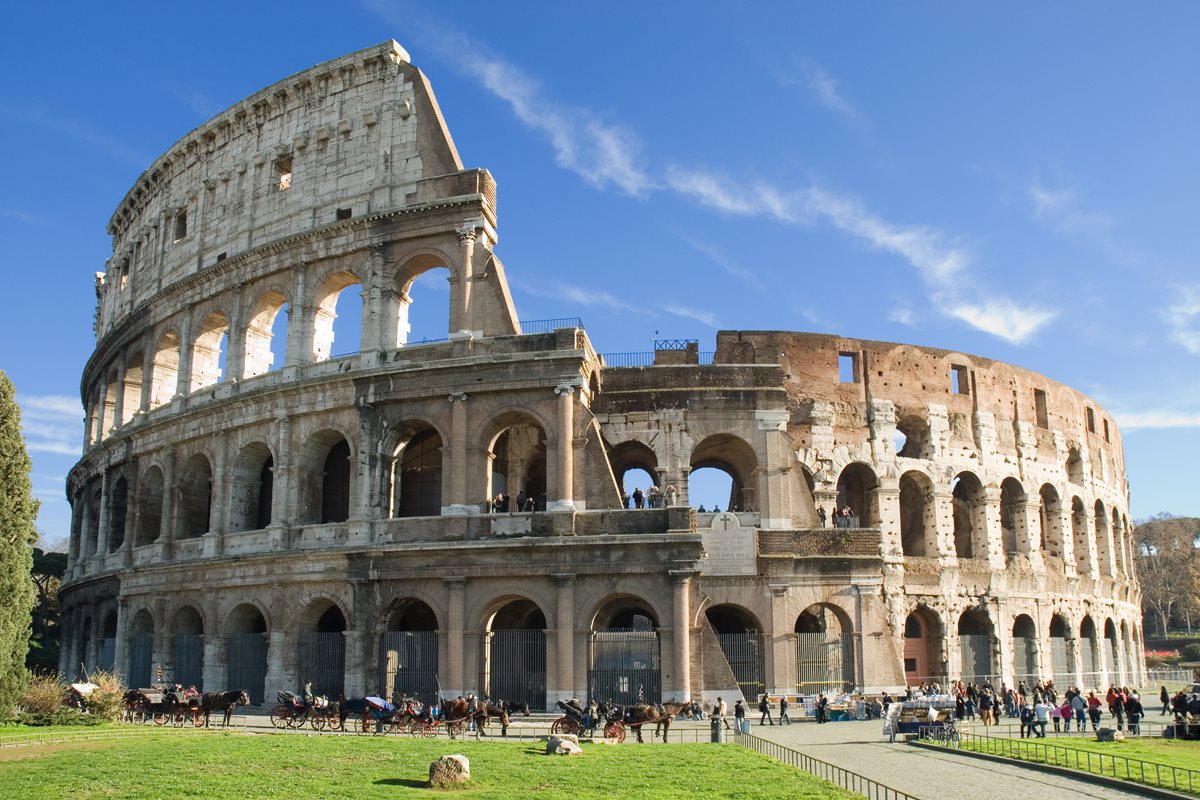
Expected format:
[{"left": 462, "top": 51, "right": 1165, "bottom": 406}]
[
  {"left": 139, "top": 344, "right": 154, "bottom": 413},
  {"left": 551, "top": 384, "right": 576, "bottom": 511},
  {"left": 444, "top": 394, "right": 469, "bottom": 515},
  {"left": 270, "top": 416, "right": 292, "bottom": 529},
  {"left": 343, "top": 631, "right": 368, "bottom": 697},
  {"left": 202, "top": 634, "right": 224, "bottom": 693},
  {"left": 112, "top": 600, "right": 129, "bottom": 683},
  {"left": 161, "top": 447, "right": 177, "bottom": 558},
  {"left": 454, "top": 225, "right": 475, "bottom": 333},
  {"left": 95, "top": 470, "right": 111, "bottom": 560},
  {"left": 264, "top": 631, "right": 288, "bottom": 697},
  {"left": 112, "top": 360, "right": 127, "bottom": 431},
  {"left": 175, "top": 313, "right": 193, "bottom": 398},
  {"left": 284, "top": 266, "right": 309, "bottom": 368},
  {"left": 670, "top": 570, "right": 693, "bottom": 702},
  {"left": 444, "top": 577, "right": 465, "bottom": 697},
  {"left": 553, "top": 574, "right": 575, "bottom": 697}
]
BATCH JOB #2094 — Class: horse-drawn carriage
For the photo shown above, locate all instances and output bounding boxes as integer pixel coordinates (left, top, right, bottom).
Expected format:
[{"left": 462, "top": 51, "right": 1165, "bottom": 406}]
[
  {"left": 124, "top": 687, "right": 203, "bottom": 727},
  {"left": 270, "top": 691, "right": 342, "bottom": 731},
  {"left": 552, "top": 700, "right": 626, "bottom": 742}
]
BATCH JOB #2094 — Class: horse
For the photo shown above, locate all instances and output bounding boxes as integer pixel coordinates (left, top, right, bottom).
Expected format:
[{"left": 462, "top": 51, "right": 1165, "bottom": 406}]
[
  {"left": 443, "top": 698, "right": 510, "bottom": 737},
  {"left": 624, "top": 702, "right": 687, "bottom": 743},
  {"left": 201, "top": 689, "right": 251, "bottom": 727},
  {"left": 500, "top": 700, "right": 530, "bottom": 717},
  {"left": 122, "top": 689, "right": 148, "bottom": 722}
]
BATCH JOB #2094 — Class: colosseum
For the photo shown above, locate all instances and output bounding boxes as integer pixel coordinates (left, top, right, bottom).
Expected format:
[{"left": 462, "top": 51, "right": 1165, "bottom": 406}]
[{"left": 59, "top": 41, "right": 1145, "bottom": 709}]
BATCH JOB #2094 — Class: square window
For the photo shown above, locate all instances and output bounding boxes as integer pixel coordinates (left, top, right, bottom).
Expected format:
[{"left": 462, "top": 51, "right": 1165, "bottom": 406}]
[
  {"left": 173, "top": 210, "right": 187, "bottom": 242},
  {"left": 1034, "top": 389, "right": 1048, "bottom": 428},
  {"left": 904, "top": 658, "right": 917, "bottom": 673},
  {"left": 951, "top": 365, "right": 969, "bottom": 395},
  {"left": 838, "top": 352, "right": 858, "bottom": 383},
  {"left": 273, "top": 154, "right": 293, "bottom": 191},
  {"left": 1086, "top": 406, "right": 1096, "bottom": 433},
  {"left": 336, "top": 207, "right": 352, "bottom": 221},
  {"left": 1103, "top": 418, "right": 1110, "bottom": 442}
]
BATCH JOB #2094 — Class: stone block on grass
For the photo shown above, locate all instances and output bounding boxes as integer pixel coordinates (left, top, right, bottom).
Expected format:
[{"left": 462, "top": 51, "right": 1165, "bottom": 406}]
[{"left": 429, "top": 754, "right": 470, "bottom": 787}]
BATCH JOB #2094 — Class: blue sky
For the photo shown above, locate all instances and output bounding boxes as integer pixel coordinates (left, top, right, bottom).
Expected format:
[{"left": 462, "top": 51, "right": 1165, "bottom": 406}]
[{"left": 5, "top": 2, "right": 1200, "bottom": 543}]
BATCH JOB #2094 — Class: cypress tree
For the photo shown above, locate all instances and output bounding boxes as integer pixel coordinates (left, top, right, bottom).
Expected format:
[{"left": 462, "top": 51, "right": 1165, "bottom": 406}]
[{"left": 0, "top": 372, "right": 38, "bottom": 715}]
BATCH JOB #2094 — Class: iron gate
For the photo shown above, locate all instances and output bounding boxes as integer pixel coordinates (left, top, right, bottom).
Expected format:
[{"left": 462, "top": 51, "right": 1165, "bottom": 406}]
[
  {"left": 227, "top": 633, "right": 268, "bottom": 704},
  {"left": 1081, "top": 637, "right": 1097, "bottom": 676},
  {"left": 97, "top": 637, "right": 116, "bottom": 673},
  {"left": 174, "top": 634, "right": 204, "bottom": 690},
  {"left": 297, "top": 632, "right": 345, "bottom": 697},
  {"left": 128, "top": 634, "right": 152, "bottom": 688},
  {"left": 379, "top": 631, "right": 439, "bottom": 703},
  {"left": 795, "top": 633, "right": 851, "bottom": 694},
  {"left": 1012, "top": 636, "right": 1037, "bottom": 682},
  {"left": 588, "top": 630, "right": 661, "bottom": 705},
  {"left": 958, "top": 634, "right": 992, "bottom": 683},
  {"left": 488, "top": 630, "right": 546, "bottom": 711},
  {"left": 1050, "top": 637, "right": 1071, "bottom": 686},
  {"left": 717, "top": 632, "right": 764, "bottom": 701}
]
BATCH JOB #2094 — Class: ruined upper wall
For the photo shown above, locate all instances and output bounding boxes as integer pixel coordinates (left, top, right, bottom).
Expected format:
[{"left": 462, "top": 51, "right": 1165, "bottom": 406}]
[{"left": 93, "top": 40, "right": 470, "bottom": 339}]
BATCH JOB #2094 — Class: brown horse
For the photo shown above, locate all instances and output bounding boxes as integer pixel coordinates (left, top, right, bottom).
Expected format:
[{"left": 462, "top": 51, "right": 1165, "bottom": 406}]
[
  {"left": 442, "top": 698, "right": 511, "bottom": 737},
  {"left": 625, "top": 702, "right": 687, "bottom": 743}
]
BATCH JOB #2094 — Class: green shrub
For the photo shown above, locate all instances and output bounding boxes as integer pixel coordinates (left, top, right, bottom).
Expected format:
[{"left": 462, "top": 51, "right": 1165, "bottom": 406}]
[
  {"left": 1181, "top": 643, "right": 1200, "bottom": 661},
  {"left": 83, "top": 670, "right": 127, "bottom": 723},
  {"left": 17, "top": 709, "right": 106, "bottom": 727},
  {"left": 19, "top": 673, "right": 67, "bottom": 716}
]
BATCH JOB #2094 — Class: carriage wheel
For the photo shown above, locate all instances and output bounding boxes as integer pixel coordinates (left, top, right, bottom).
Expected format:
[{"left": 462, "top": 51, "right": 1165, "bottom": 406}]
[
  {"left": 152, "top": 712, "right": 169, "bottom": 726},
  {"left": 327, "top": 714, "right": 343, "bottom": 733},
  {"left": 446, "top": 719, "right": 467, "bottom": 738},
  {"left": 604, "top": 721, "right": 626, "bottom": 744},
  {"left": 269, "top": 705, "right": 291, "bottom": 729},
  {"left": 191, "top": 709, "right": 204, "bottom": 728},
  {"left": 309, "top": 714, "right": 326, "bottom": 732},
  {"left": 353, "top": 712, "right": 373, "bottom": 736},
  {"left": 551, "top": 717, "right": 579, "bottom": 735},
  {"left": 410, "top": 720, "right": 435, "bottom": 738}
]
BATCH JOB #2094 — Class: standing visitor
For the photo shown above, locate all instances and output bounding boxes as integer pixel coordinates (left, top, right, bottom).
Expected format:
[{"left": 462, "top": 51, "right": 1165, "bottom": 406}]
[
  {"left": 734, "top": 700, "right": 747, "bottom": 733},
  {"left": 759, "top": 694, "right": 774, "bottom": 725},
  {"left": 779, "top": 695, "right": 790, "bottom": 725}
]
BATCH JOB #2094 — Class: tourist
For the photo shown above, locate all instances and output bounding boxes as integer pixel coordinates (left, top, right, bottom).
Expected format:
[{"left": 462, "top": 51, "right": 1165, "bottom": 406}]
[
  {"left": 1087, "top": 691, "right": 1103, "bottom": 731},
  {"left": 633, "top": 487, "right": 644, "bottom": 508},
  {"left": 816, "top": 693, "right": 829, "bottom": 724},
  {"left": 817, "top": 505, "right": 827, "bottom": 527},
  {"left": 715, "top": 696, "right": 730, "bottom": 730},
  {"left": 759, "top": 694, "right": 774, "bottom": 725},
  {"left": 779, "top": 695, "right": 791, "bottom": 725},
  {"left": 1161, "top": 685, "right": 1170, "bottom": 716},
  {"left": 979, "top": 687, "right": 994, "bottom": 726},
  {"left": 1112, "top": 690, "right": 1126, "bottom": 732},
  {"left": 1126, "top": 691, "right": 1143, "bottom": 735},
  {"left": 734, "top": 700, "right": 746, "bottom": 733},
  {"left": 664, "top": 484, "right": 678, "bottom": 506},
  {"left": 1019, "top": 701, "right": 1034, "bottom": 738},
  {"left": 1070, "top": 690, "right": 1087, "bottom": 732},
  {"left": 1033, "top": 697, "right": 1053, "bottom": 738}
]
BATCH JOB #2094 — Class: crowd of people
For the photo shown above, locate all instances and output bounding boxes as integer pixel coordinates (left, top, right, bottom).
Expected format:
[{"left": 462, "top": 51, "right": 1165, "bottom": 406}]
[{"left": 935, "top": 679, "right": 1149, "bottom": 738}]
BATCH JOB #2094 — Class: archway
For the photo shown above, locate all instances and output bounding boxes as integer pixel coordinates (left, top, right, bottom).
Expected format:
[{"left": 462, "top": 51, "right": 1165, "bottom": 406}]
[
  {"left": 903, "top": 607, "right": 943, "bottom": 686},
  {"left": 393, "top": 260, "right": 452, "bottom": 345},
  {"left": 226, "top": 604, "right": 268, "bottom": 704},
  {"left": 135, "top": 466, "right": 164, "bottom": 547},
  {"left": 381, "top": 599, "right": 439, "bottom": 703},
  {"left": 177, "top": 454, "right": 212, "bottom": 539},
  {"left": 299, "top": 431, "right": 352, "bottom": 524},
  {"left": 691, "top": 434, "right": 758, "bottom": 512},
  {"left": 189, "top": 311, "right": 229, "bottom": 391},
  {"left": 1000, "top": 478, "right": 1026, "bottom": 556},
  {"left": 794, "top": 604, "right": 854, "bottom": 694},
  {"left": 100, "top": 369, "right": 118, "bottom": 438},
  {"left": 895, "top": 415, "right": 932, "bottom": 459},
  {"left": 389, "top": 425, "right": 443, "bottom": 518},
  {"left": 243, "top": 290, "right": 289, "bottom": 378},
  {"left": 485, "top": 415, "right": 547, "bottom": 511},
  {"left": 312, "top": 271, "right": 363, "bottom": 361},
  {"left": 149, "top": 330, "right": 180, "bottom": 408},
  {"left": 229, "top": 443, "right": 273, "bottom": 532},
  {"left": 1066, "top": 448, "right": 1084, "bottom": 485},
  {"left": 1071, "top": 497, "right": 1089, "bottom": 573},
  {"left": 898, "top": 471, "right": 935, "bottom": 556},
  {"left": 957, "top": 609, "right": 993, "bottom": 683},
  {"left": 98, "top": 611, "right": 117, "bottom": 672},
  {"left": 485, "top": 598, "right": 547, "bottom": 710},
  {"left": 589, "top": 597, "right": 661, "bottom": 705},
  {"left": 1079, "top": 616, "right": 1099, "bottom": 687},
  {"left": 951, "top": 471, "right": 986, "bottom": 559},
  {"left": 706, "top": 605, "right": 764, "bottom": 701},
  {"left": 835, "top": 462, "right": 878, "bottom": 527},
  {"left": 607, "top": 441, "right": 658, "bottom": 507},
  {"left": 171, "top": 606, "right": 204, "bottom": 690},
  {"left": 1049, "top": 614, "right": 1073, "bottom": 687},
  {"left": 1012, "top": 615, "right": 1038, "bottom": 684},
  {"left": 127, "top": 609, "right": 154, "bottom": 688},
  {"left": 122, "top": 351, "right": 143, "bottom": 425},
  {"left": 297, "top": 602, "right": 346, "bottom": 697},
  {"left": 108, "top": 476, "right": 128, "bottom": 552},
  {"left": 1095, "top": 501, "right": 1113, "bottom": 577},
  {"left": 1038, "top": 484, "right": 1063, "bottom": 558}
]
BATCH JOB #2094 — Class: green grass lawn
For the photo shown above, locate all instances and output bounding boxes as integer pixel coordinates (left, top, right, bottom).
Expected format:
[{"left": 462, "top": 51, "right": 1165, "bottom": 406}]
[{"left": 0, "top": 728, "right": 855, "bottom": 799}]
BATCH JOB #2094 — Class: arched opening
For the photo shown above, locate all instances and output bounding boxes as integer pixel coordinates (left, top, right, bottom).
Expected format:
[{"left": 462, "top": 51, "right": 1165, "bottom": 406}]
[
  {"left": 1012, "top": 615, "right": 1038, "bottom": 684},
  {"left": 101, "top": 369, "right": 118, "bottom": 438},
  {"left": 226, "top": 604, "right": 268, "bottom": 705},
  {"left": 189, "top": 311, "right": 229, "bottom": 392},
  {"left": 951, "top": 471, "right": 986, "bottom": 559},
  {"left": 898, "top": 470, "right": 935, "bottom": 556},
  {"left": 1049, "top": 614, "right": 1072, "bottom": 687},
  {"left": 895, "top": 415, "right": 931, "bottom": 459},
  {"left": 171, "top": 606, "right": 204, "bottom": 690},
  {"left": 1071, "top": 496, "right": 1090, "bottom": 573},
  {"left": 243, "top": 290, "right": 289, "bottom": 378},
  {"left": 1079, "top": 616, "right": 1099, "bottom": 687},
  {"left": 381, "top": 599, "right": 439, "bottom": 703},
  {"left": 389, "top": 425, "right": 443, "bottom": 518},
  {"left": 108, "top": 476, "right": 128, "bottom": 552},
  {"left": 127, "top": 609, "right": 154, "bottom": 688},
  {"left": 607, "top": 440, "right": 658, "bottom": 508},
  {"left": 1038, "top": 484, "right": 1062, "bottom": 558},
  {"left": 691, "top": 434, "right": 758, "bottom": 512},
  {"left": 98, "top": 611, "right": 117, "bottom": 672},
  {"left": 589, "top": 597, "right": 661, "bottom": 705},
  {"left": 298, "top": 431, "right": 352, "bottom": 525},
  {"left": 794, "top": 604, "right": 854, "bottom": 694},
  {"left": 623, "top": 468, "right": 657, "bottom": 508},
  {"left": 1120, "top": 620, "right": 1133, "bottom": 684},
  {"left": 835, "top": 462, "right": 878, "bottom": 527},
  {"left": 312, "top": 271, "right": 363, "bottom": 361},
  {"left": 149, "top": 330, "right": 180, "bottom": 409},
  {"left": 1066, "top": 448, "right": 1084, "bottom": 485},
  {"left": 122, "top": 351, "right": 144, "bottom": 424},
  {"left": 706, "top": 605, "right": 764, "bottom": 701},
  {"left": 296, "top": 602, "right": 347, "bottom": 697},
  {"left": 79, "top": 616, "right": 93, "bottom": 678},
  {"left": 177, "top": 454, "right": 212, "bottom": 539},
  {"left": 957, "top": 609, "right": 993, "bottom": 683},
  {"left": 86, "top": 484, "right": 101, "bottom": 557},
  {"left": 1103, "top": 618, "right": 1119, "bottom": 685},
  {"left": 229, "top": 443, "right": 273, "bottom": 532},
  {"left": 394, "top": 262, "right": 452, "bottom": 345},
  {"left": 485, "top": 416, "right": 547, "bottom": 512},
  {"left": 1000, "top": 477, "right": 1027, "bottom": 556},
  {"left": 903, "top": 607, "right": 943, "bottom": 685},
  {"left": 1094, "top": 501, "right": 1113, "bottom": 577},
  {"left": 485, "top": 598, "right": 547, "bottom": 710},
  {"left": 135, "top": 466, "right": 164, "bottom": 547}
]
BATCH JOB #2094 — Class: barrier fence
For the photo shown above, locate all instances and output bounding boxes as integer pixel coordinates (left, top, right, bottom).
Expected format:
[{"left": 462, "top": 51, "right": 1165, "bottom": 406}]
[
  {"left": 736, "top": 732, "right": 918, "bottom": 800},
  {"left": 918, "top": 727, "right": 1200, "bottom": 795}
]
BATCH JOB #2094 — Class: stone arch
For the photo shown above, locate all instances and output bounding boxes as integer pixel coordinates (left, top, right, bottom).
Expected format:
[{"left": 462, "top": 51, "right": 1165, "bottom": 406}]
[
  {"left": 170, "top": 604, "right": 205, "bottom": 690},
  {"left": 484, "top": 597, "right": 548, "bottom": 711},
  {"left": 1038, "top": 484, "right": 1063, "bottom": 558},
  {"left": 381, "top": 597, "right": 440, "bottom": 703},
  {"left": 229, "top": 442, "right": 274, "bottom": 532},
  {"left": 311, "top": 269, "right": 363, "bottom": 362},
  {"left": 135, "top": 465, "right": 164, "bottom": 547},
  {"left": 898, "top": 470, "right": 935, "bottom": 556},
  {"left": 894, "top": 414, "right": 932, "bottom": 459},
  {"left": 588, "top": 594, "right": 663, "bottom": 705},
  {"left": 1071, "top": 496, "right": 1090, "bottom": 573},
  {"left": 386, "top": 421, "right": 443, "bottom": 518},
  {"left": 108, "top": 475, "right": 129, "bottom": 552},
  {"left": 1000, "top": 477, "right": 1027, "bottom": 556},
  {"left": 177, "top": 453, "right": 213, "bottom": 539},
  {"left": 1049, "top": 613, "right": 1073, "bottom": 686},
  {"left": 835, "top": 462, "right": 878, "bottom": 528},
  {"left": 391, "top": 251, "right": 453, "bottom": 345},
  {"left": 122, "top": 350, "right": 144, "bottom": 424},
  {"left": 1012, "top": 614, "right": 1038, "bottom": 682},
  {"left": 127, "top": 608, "right": 155, "bottom": 688},
  {"left": 189, "top": 311, "right": 229, "bottom": 391},
  {"left": 482, "top": 411, "right": 549, "bottom": 511},
  {"left": 1079, "top": 615, "right": 1100, "bottom": 684},
  {"left": 691, "top": 433, "right": 759, "bottom": 513},
  {"left": 1094, "top": 500, "right": 1113, "bottom": 577},
  {"left": 951, "top": 471, "right": 986, "bottom": 559},
  {"left": 226, "top": 603, "right": 269, "bottom": 705},
  {"left": 607, "top": 440, "right": 659, "bottom": 506},
  {"left": 298, "top": 429, "right": 354, "bottom": 525},
  {"left": 1066, "top": 447, "right": 1085, "bottom": 485},
  {"left": 226, "top": 603, "right": 270, "bottom": 634},
  {"left": 297, "top": 598, "right": 348, "bottom": 697},
  {"left": 794, "top": 602, "right": 854, "bottom": 693},
  {"left": 243, "top": 288, "right": 290, "bottom": 378},
  {"left": 100, "top": 367, "right": 119, "bottom": 439},
  {"left": 957, "top": 607, "right": 994, "bottom": 682},
  {"left": 903, "top": 605, "right": 944, "bottom": 685},
  {"left": 149, "top": 329, "right": 181, "bottom": 408},
  {"left": 86, "top": 482, "right": 101, "bottom": 557},
  {"left": 706, "top": 603, "right": 765, "bottom": 701}
]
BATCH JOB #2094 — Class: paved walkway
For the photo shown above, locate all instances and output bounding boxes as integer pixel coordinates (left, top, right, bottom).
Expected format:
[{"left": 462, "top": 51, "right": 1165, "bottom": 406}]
[{"left": 748, "top": 718, "right": 1152, "bottom": 800}]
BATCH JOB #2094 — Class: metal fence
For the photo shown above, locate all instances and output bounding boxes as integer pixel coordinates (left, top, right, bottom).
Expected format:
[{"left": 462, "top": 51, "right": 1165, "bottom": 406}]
[
  {"left": 127, "top": 634, "right": 152, "bottom": 688},
  {"left": 718, "top": 632, "right": 765, "bottom": 702},
  {"left": 919, "top": 727, "right": 1200, "bottom": 795},
  {"left": 173, "top": 634, "right": 204, "bottom": 690},
  {"left": 737, "top": 732, "right": 918, "bottom": 799},
  {"left": 520, "top": 317, "right": 584, "bottom": 334},
  {"left": 379, "top": 631, "right": 439, "bottom": 703},
  {"left": 589, "top": 630, "right": 661, "bottom": 705},
  {"left": 226, "top": 632, "right": 268, "bottom": 704},
  {"left": 298, "top": 632, "right": 346, "bottom": 697},
  {"left": 1050, "top": 638, "right": 1071, "bottom": 686},
  {"left": 1012, "top": 637, "right": 1036, "bottom": 678},
  {"left": 489, "top": 630, "right": 546, "bottom": 711},
  {"left": 97, "top": 637, "right": 116, "bottom": 673},
  {"left": 958, "top": 635, "right": 991, "bottom": 683},
  {"left": 795, "top": 633, "right": 851, "bottom": 695}
]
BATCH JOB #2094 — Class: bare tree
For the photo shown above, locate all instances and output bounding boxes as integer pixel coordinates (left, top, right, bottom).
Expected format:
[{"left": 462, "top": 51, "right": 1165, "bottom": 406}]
[{"left": 1136, "top": 514, "right": 1200, "bottom": 637}]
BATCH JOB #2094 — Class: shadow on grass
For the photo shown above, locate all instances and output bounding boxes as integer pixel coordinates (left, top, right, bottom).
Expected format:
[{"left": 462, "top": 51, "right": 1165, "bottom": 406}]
[{"left": 375, "top": 778, "right": 428, "bottom": 788}]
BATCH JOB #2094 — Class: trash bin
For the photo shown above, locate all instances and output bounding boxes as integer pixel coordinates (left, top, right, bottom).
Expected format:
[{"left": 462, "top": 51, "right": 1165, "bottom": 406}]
[
  {"left": 711, "top": 718, "right": 726, "bottom": 743},
  {"left": 741, "top": 719, "right": 751, "bottom": 735}
]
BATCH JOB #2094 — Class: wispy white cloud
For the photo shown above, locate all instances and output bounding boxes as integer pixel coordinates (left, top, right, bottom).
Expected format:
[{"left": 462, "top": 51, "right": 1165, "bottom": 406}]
[
  {"left": 765, "top": 57, "right": 861, "bottom": 123},
  {"left": 936, "top": 295, "right": 1057, "bottom": 346},
  {"left": 889, "top": 307, "right": 917, "bottom": 327},
  {"left": 1116, "top": 409, "right": 1200, "bottom": 430},
  {"left": 19, "top": 394, "right": 81, "bottom": 458},
  {"left": 663, "top": 304, "right": 719, "bottom": 328},
  {"left": 518, "top": 279, "right": 719, "bottom": 328},
  {"left": 0, "top": 106, "right": 152, "bottom": 168},
  {"left": 678, "top": 236, "right": 765, "bottom": 291},
  {"left": 0, "top": 208, "right": 45, "bottom": 225},
  {"left": 1166, "top": 287, "right": 1200, "bottom": 355}
]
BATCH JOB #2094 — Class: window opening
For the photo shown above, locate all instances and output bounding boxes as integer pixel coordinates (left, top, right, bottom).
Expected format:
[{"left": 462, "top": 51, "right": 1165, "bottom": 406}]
[
  {"left": 1102, "top": 418, "right": 1109, "bottom": 442},
  {"left": 1086, "top": 406, "right": 1096, "bottom": 433},
  {"left": 336, "top": 207, "right": 352, "bottom": 221},
  {"left": 951, "top": 365, "right": 969, "bottom": 395},
  {"left": 1034, "top": 389, "right": 1048, "bottom": 428},
  {"left": 273, "top": 154, "right": 293, "bottom": 191},
  {"left": 838, "top": 352, "right": 857, "bottom": 383},
  {"left": 173, "top": 210, "right": 188, "bottom": 242}
]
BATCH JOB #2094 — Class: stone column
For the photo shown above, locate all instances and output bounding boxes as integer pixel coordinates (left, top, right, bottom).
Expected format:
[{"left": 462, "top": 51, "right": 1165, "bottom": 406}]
[
  {"left": 95, "top": 470, "right": 111, "bottom": 560},
  {"left": 768, "top": 584, "right": 791, "bottom": 696},
  {"left": 205, "top": 433, "right": 227, "bottom": 557},
  {"left": 444, "top": 578, "right": 465, "bottom": 697},
  {"left": 264, "top": 631, "right": 288, "bottom": 698},
  {"left": 983, "top": 486, "right": 1006, "bottom": 568},
  {"left": 553, "top": 574, "right": 576, "bottom": 697},
  {"left": 669, "top": 570, "right": 693, "bottom": 702},
  {"left": 112, "top": 360, "right": 127, "bottom": 431},
  {"left": 161, "top": 448, "right": 177, "bottom": 559},
  {"left": 932, "top": 490, "right": 956, "bottom": 558},
  {"left": 175, "top": 312, "right": 193, "bottom": 398},
  {"left": 284, "top": 265, "right": 309, "bottom": 368},
  {"left": 139, "top": 345, "right": 154, "bottom": 414},
  {"left": 270, "top": 416, "right": 292, "bottom": 530},
  {"left": 112, "top": 599, "right": 129, "bottom": 682},
  {"left": 454, "top": 225, "right": 476, "bottom": 333},
  {"left": 343, "top": 631, "right": 368, "bottom": 697},
  {"left": 202, "top": 634, "right": 224, "bottom": 692},
  {"left": 550, "top": 384, "right": 576, "bottom": 511},
  {"left": 225, "top": 288, "right": 245, "bottom": 382},
  {"left": 444, "top": 394, "right": 470, "bottom": 515}
]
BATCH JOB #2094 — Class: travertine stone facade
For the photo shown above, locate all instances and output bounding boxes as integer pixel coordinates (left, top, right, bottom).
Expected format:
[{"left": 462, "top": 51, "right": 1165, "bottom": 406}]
[{"left": 60, "top": 42, "right": 1144, "bottom": 709}]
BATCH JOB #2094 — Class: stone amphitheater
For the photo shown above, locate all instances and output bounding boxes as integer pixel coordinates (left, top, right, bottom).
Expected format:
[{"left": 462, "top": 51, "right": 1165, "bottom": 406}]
[{"left": 59, "top": 41, "right": 1145, "bottom": 708}]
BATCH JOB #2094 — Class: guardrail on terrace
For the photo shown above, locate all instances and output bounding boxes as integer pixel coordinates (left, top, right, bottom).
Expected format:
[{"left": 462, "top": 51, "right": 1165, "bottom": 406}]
[
  {"left": 519, "top": 317, "right": 584, "bottom": 334},
  {"left": 600, "top": 351, "right": 717, "bottom": 367},
  {"left": 918, "top": 727, "right": 1200, "bottom": 795},
  {"left": 736, "top": 732, "right": 918, "bottom": 800}
]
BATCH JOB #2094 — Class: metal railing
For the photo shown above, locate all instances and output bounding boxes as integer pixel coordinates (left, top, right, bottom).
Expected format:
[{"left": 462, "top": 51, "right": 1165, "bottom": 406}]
[
  {"left": 918, "top": 727, "right": 1200, "bottom": 795},
  {"left": 600, "top": 352, "right": 656, "bottom": 367},
  {"left": 520, "top": 317, "right": 584, "bottom": 334},
  {"left": 736, "top": 731, "right": 918, "bottom": 800}
]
